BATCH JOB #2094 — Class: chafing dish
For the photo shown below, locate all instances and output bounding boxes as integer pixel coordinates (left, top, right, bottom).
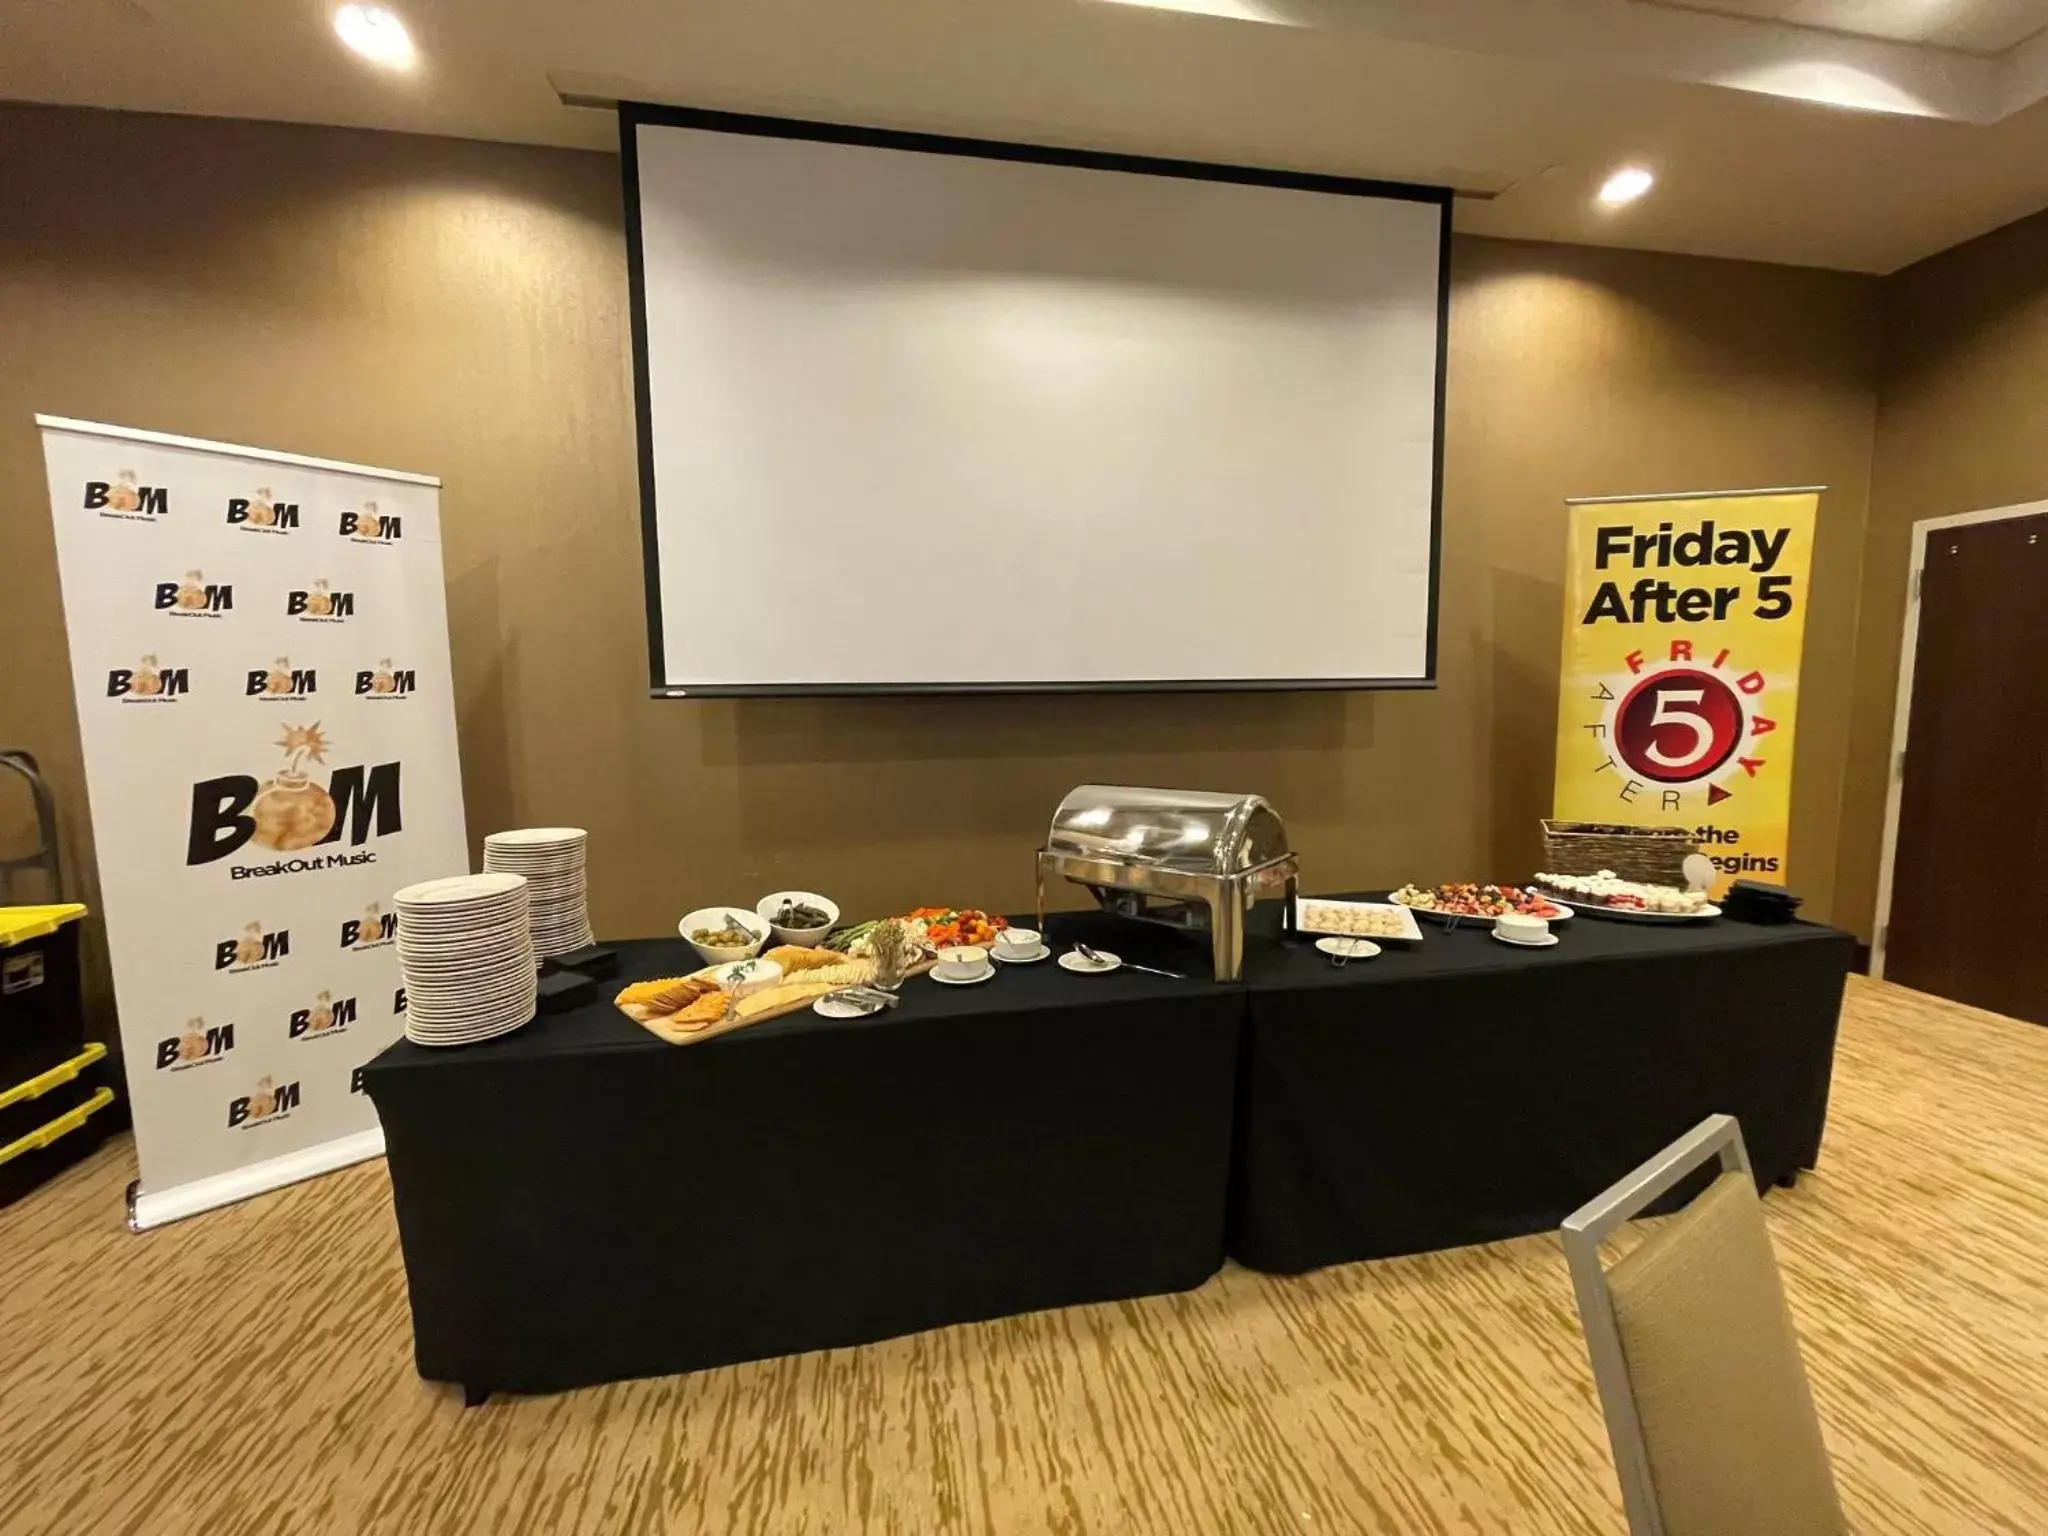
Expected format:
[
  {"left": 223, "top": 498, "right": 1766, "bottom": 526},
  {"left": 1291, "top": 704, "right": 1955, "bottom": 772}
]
[{"left": 1035, "top": 785, "right": 1298, "bottom": 981}]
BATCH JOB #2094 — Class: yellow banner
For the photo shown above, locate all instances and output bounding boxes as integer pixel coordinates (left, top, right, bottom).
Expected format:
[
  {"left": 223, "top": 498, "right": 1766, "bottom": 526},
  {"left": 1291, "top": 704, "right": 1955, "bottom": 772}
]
[{"left": 1552, "top": 491, "right": 1818, "bottom": 894}]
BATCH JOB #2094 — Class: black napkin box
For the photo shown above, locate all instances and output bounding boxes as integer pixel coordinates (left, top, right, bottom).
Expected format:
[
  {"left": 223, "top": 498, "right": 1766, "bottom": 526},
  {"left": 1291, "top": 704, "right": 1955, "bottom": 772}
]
[{"left": 1722, "top": 880, "right": 1803, "bottom": 925}]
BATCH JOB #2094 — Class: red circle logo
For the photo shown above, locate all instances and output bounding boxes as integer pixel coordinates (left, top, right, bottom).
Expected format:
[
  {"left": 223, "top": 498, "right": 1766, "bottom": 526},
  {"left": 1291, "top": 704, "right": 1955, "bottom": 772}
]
[{"left": 1613, "top": 668, "right": 1743, "bottom": 784}]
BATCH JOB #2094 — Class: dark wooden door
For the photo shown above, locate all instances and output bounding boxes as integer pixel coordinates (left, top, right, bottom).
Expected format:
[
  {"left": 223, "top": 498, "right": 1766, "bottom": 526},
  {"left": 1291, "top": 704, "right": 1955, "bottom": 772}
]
[{"left": 1884, "top": 512, "right": 2048, "bottom": 1023}]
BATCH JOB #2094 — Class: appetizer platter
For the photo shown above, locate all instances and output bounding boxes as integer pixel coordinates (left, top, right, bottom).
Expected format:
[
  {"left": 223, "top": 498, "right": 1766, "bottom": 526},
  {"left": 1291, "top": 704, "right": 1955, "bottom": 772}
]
[
  {"left": 617, "top": 943, "right": 927, "bottom": 1045},
  {"left": 1294, "top": 898, "right": 1424, "bottom": 943},
  {"left": 1531, "top": 870, "right": 1718, "bottom": 922},
  {"left": 1389, "top": 883, "right": 1571, "bottom": 923}
]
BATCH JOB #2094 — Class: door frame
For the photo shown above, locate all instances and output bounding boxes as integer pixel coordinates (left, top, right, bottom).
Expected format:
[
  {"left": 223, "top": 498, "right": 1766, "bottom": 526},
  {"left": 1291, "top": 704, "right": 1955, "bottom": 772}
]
[{"left": 1871, "top": 497, "right": 2048, "bottom": 980}]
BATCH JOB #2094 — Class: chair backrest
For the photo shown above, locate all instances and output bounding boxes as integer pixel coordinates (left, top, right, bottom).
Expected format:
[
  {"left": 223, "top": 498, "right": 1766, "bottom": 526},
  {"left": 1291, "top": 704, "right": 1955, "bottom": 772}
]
[
  {"left": 0, "top": 751, "right": 65, "bottom": 905},
  {"left": 1561, "top": 1115, "right": 1844, "bottom": 1536}
]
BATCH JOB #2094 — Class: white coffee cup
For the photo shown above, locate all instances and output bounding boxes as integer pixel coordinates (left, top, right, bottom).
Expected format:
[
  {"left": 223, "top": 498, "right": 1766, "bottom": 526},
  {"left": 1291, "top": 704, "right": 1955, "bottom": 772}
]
[
  {"left": 995, "top": 927, "right": 1043, "bottom": 959},
  {"left": 936, "top": 944, "right": 991, "bottom": 980},
  {"left": 1495, "top": 912, "right": 1549, "bottom": 945}
]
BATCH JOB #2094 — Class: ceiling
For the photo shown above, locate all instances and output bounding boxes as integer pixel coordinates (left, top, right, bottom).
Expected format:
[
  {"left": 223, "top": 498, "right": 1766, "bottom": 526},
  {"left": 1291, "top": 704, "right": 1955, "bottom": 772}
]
[
  {"left": 9, "top": 0, "right": 2048, "bottom": 272},
  {"left": 1647, "top": 0, "right": 2048, "bottom": 55}
]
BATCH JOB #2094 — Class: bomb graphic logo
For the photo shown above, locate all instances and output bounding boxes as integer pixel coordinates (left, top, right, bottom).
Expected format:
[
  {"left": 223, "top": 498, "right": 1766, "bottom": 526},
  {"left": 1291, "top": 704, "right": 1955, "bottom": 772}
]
[
  {"left": 306, "top": 579, "right": 332, "bottom": 617},
  {"left": 249, "top": 722, "right": 338, "bottom": 851},
  {"left": 248, "top": 487, "right": 276, "bottom": 528},
  {"left": 107, "top": 469, "right": 141, "bottom": 512},
  {"left": 234, "top": 921, "right": 266, "bottom": 967},
  {"left": 175, "top": 570, "right": 209, "bottom": 611},
  {"left": 132, "top": 654, "right": 164, "bottom": 697},
  {"left": 370, "top": 659, "right": 396, "bottom": 695},
  {"left": 178, "top": 1018, "right": 210, "bottom": 1063},
  {"left": 265, "top": 657, "right": 294, "bottom": 696}
]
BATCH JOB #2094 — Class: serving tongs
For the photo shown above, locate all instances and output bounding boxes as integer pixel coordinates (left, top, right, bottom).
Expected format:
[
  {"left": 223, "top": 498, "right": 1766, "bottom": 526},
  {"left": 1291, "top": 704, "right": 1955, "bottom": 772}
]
[{"left": 832, "top": 984, "right": 902, "bottom": 1010}]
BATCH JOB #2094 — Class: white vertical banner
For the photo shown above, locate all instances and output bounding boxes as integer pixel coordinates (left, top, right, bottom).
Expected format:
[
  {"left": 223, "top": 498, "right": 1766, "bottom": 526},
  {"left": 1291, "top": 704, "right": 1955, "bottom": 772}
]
[{"left": 37, "top": 416, "right": 468, "bottom": 1229}]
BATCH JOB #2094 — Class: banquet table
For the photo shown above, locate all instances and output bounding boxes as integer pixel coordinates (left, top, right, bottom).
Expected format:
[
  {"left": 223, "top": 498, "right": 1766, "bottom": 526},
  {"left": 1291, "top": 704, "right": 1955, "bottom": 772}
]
[
  {"left": 1226, "top": 909, "right": 1855, "bottom": 1273},
  {"left": 363, "top": 906, "right": 1852, "bottom": 1396},
  {"left": 360, "top": 934, "right": 1242, "bottom": 1397}
]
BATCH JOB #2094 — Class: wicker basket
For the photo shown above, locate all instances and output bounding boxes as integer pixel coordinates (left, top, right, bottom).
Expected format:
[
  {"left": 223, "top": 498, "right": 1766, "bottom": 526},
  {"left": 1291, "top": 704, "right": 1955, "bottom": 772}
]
[{"left": 1539, "top": 820, "right": 1698, "bottom": 886}]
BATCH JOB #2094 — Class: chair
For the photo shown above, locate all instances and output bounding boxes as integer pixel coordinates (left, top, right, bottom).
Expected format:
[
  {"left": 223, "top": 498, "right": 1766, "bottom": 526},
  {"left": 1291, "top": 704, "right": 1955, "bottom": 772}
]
[{"left": 1561, "top": 1115, "right": 1845, "bottom": 1536}]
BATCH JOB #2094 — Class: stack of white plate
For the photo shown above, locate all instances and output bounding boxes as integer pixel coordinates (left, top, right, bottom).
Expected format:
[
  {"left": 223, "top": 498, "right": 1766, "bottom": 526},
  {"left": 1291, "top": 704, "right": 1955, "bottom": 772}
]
[
  {"left": 482, "top": 827, "right": 593, "bottom": 957},
  {"left": 394, "top": 873, "right": 537, "bottom": 1047}
]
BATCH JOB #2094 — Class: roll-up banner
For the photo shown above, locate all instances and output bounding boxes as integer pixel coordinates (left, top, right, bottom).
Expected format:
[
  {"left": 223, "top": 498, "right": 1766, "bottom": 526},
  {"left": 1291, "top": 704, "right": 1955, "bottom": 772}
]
[
  {"left": 1552, "top": 489, "right": 1821, "bottom": 896},
  {"left": 36, "top": 416, "right": 468, "bottom": 1230}
]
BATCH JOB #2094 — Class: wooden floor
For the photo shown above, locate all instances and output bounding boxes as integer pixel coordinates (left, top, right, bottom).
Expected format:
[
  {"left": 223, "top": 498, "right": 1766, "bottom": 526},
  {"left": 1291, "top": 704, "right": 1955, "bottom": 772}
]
[{"left": 4, "top": 976, "right": 2045, "bottom": 1535}]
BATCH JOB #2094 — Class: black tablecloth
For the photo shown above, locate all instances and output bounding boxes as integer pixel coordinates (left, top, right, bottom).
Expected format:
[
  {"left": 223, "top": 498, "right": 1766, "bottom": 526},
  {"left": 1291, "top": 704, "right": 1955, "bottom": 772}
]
[
  {"left": 361, "top": 933, "right": 1241, "bottom": 1394},
  {"left": 1228, "top": 908, "right": 1853, "bottom": 1273}
]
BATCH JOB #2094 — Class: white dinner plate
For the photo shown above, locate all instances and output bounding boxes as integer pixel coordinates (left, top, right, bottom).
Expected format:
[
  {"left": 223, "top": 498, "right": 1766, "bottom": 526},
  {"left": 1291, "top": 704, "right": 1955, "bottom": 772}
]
[
  {"left": 1544, "top": 896, "right": 1722, "bottom": 924},
  {"left": 394, "top": 873, "right": 528, "bottom": 906},
  {"left": 1058, "top": 949, "right": 1122, "bottom": 975},
  {"left": 813, "top": 993, "right": 886, "bottom": 1018},
  {"left": 1402, "top": 900, "right": 1572, "bottom": 925},
  {"left": 990, "top": 944, "right": 1050, "bottom": 964},
  {"left": 929, "top": 966, "right": 995, "bottom": 986},
  {"left": 1315, "top": 936, "right": 1382, "bottom": 960},
  {"left": 1491, "top": 931, "right": 1561, "bottom": 948}
]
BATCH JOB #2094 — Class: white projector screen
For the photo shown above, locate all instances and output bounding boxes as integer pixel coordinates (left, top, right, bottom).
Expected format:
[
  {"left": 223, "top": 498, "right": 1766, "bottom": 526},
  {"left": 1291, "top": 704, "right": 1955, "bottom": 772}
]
[{"left": 622, "top": 106, "right": 1448, "bottom": 695}]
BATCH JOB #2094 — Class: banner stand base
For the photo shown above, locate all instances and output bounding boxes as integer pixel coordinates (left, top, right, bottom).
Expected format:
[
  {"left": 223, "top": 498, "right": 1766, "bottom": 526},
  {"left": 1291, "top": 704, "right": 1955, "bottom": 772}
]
[{"left": 125, "top": 1126, "right": 387, "bottom": 1232}]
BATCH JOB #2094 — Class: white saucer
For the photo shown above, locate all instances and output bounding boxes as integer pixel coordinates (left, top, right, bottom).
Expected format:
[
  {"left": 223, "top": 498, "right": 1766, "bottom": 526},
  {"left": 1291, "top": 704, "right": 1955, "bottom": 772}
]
[
  {"left": 991, "top": 944, "right": 1050, "bottom": 964},
  {"left": 1491, "top": 931, "right": 1561, "bottom": 948},
  {"left": 1315, "top": 936, "right": 1382, "bottom": 960},
  {"left": 1058, "top": 950, "right": 1122, "bottom": 975},
  {"left": 814, "top": 993, "right": 885, "bottom": 1018},
  {"left": 929, "top": 965, "right": 995, "bottom": 986}
]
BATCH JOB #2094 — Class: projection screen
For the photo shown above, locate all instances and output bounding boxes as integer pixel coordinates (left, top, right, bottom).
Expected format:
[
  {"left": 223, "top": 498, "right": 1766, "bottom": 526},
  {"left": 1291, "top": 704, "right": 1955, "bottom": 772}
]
[{"left": 622, "top": 105, "right": 1449, "bottom": 695}]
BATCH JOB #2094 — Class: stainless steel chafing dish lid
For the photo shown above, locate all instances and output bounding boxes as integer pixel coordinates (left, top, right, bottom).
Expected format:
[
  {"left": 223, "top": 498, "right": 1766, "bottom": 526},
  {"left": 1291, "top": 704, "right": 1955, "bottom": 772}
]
[{"left": 1041, "top": 786, "right": 1291, "bottom": 874}]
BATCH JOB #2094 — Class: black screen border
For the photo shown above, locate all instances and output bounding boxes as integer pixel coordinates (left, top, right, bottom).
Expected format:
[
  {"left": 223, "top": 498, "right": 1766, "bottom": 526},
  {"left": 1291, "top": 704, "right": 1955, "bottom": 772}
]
[{"left": 619, "top": 101, "right": 1451, "bottom": 699}]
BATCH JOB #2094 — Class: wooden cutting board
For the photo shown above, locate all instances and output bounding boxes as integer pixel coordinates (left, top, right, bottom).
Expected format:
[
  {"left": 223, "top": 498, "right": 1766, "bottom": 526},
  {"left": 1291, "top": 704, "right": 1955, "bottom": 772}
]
[{"left": 619, "top": 953, "right": 936, "bottom": 1046}]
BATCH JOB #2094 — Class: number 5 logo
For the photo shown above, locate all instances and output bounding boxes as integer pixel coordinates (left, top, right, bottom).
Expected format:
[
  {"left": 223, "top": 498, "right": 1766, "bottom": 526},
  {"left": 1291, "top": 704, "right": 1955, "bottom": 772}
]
[{"left": 1614, "top": 669, "right": 1744, "bottom": 784}]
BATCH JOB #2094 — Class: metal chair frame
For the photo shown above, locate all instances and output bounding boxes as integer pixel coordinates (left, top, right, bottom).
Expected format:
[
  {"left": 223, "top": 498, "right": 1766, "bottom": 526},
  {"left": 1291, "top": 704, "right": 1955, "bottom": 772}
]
[{"left": 1560, "top": 1113, "right": 1754, "bottom": 1536}]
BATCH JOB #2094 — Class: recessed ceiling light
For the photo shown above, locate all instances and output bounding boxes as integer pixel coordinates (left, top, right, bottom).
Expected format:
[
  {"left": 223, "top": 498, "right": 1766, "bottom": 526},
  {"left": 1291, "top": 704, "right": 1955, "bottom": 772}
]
[
  {"left": 1596, "top": 166, "right": 1655, "bottom": 208},
  {"left": 334, "top": 5, "right": 416, "bottom": 70}
]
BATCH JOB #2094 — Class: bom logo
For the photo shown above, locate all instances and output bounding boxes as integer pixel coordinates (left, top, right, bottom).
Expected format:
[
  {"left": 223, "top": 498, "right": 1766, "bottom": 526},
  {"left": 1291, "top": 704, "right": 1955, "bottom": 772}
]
[
  {"left": 356, "top": 659, "right": 415, "bottom": 698},
  {"left": 247, "top": 655, "right": 316, "bottom": 701},
  {"left": 289, "top": 989, "right": 357, "bottom": 1039},
  {"left": 228, "top": 1076, "right": 301, "bottom": 1128},
  {"left": 108, "top": 653, "right": 188, "bottom": 703},
  {"left": 155, "top": 569, "right": 232, "bottom": 617},
  {"left": 216, "top": 920, "right": 290, "bottom": 972},
  {"left": 225, "top": 487, "right": 299, "bottom": 533},
  {"left": 286, "top": 579, "right": 353, "bottom": 622},
  {"left": 339, "top": 500, "right": 400, "bottom": 543},
  {"left": 85, "top": 469, "right": 168, "bottom": 521},
  {"left": 342, "top": 902, "right": 396, "bottom": 950},
  {"left": 186, "top": 722, "right": 403, "bottom": 867},
  {"left": 156, "top": 1016, "right": 234, "bottom": 1071}
]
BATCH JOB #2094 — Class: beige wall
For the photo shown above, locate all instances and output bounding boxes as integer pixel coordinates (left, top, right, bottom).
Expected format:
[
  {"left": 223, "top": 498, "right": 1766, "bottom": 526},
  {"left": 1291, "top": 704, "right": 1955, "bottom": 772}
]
[
  {"left": 1832, "top": 208, "right": 2048, "bottom": 940},
  {"left": 1, "top": 104, "right": 1886, "bottom": 1038}
]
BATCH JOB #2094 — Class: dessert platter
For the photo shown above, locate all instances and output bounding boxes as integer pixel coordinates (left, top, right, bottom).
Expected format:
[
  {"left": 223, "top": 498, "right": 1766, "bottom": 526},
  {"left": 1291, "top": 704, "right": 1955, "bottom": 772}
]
[
  {"left": 1532, "top": 870, "right": 1719, "bottom": 922},
  {"left": 1294, "top": 898, "right": 1424, "bottom": 943},
  {"left": 1389, "top": 883, "right": 1572, "bottom": 923}
]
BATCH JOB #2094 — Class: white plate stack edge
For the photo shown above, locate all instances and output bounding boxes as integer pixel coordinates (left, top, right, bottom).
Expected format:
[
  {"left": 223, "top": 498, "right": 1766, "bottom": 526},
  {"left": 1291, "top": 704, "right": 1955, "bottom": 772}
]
[
  {"left": 394, "top": 873, "right": 538, "bottom": 1047},
  {"left": 483, "top": 827, "right": 594, "bottom": 958}
]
